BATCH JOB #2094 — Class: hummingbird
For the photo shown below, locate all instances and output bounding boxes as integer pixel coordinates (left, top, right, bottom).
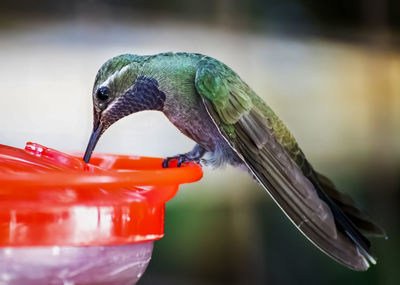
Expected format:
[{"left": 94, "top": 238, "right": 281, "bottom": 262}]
[{"left": 83, "top": 52, "right": 385, "bottom": 271}]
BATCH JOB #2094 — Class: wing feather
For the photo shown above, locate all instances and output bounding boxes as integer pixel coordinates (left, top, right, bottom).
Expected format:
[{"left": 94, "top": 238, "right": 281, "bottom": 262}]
[{"left": 195, "top": 58, "right": 379, "bottom": 270}]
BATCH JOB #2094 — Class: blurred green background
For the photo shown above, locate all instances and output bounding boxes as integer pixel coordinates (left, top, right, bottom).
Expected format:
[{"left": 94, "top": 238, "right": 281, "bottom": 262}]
[{"left": 0, "top": 1, "right": 399, "bottom": 284}]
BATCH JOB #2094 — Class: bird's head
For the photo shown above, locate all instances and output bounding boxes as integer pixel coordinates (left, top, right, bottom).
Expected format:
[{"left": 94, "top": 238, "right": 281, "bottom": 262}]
[{"left": 83, "top": 54, "right": 166, "bottom": 163}]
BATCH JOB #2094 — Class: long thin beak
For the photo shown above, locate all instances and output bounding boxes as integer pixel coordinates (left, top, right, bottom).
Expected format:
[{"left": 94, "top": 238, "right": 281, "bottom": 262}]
[{"left": 83, "top": 124, "right": 103, "bottom": 163}]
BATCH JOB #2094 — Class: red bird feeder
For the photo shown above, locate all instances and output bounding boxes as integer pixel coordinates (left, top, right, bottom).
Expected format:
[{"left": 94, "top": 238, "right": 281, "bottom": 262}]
[{"left": 0, "top": 142, "right": 202, "bottom": 284}]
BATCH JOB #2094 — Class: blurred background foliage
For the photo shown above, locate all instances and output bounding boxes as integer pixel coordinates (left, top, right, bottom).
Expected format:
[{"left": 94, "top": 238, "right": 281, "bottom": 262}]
[{"left": 0, "top": 0, "right": 399, "bottom": 284}]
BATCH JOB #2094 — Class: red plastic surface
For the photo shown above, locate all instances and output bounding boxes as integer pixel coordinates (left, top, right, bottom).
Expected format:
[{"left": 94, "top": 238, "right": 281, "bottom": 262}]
[{"left": 0, "top": 142, "right": 203, "bottom": 246}]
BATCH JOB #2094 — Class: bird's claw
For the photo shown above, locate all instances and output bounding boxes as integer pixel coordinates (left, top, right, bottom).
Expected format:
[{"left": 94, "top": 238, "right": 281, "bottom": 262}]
[
  {"left": 162, "top": 154, "right": 198, "bottom": 168},
  {"left": 162, "top": 145, "right": 206, "bottom": 168},
  {"left": 162, "top": 157, "right": 172, "bottom": 168}
]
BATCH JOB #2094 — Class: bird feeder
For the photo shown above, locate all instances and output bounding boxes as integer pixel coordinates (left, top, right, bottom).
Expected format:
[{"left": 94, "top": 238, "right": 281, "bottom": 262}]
[{"left": 0, "top": 142, "right": 202, "bottom": 284}]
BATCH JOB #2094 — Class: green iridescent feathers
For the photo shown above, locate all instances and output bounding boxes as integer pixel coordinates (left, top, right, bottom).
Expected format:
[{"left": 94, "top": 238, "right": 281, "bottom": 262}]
[
  {"left": 94, "top": 54, "right": 143, "bottom": 93},
  {"left": 195, "top": 57, "right": 301, "bottom": 160}
]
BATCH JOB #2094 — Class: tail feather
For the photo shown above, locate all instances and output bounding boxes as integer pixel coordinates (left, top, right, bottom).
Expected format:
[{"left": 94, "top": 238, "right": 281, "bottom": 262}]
[
  {"left": 316, "top": 172, "right": 386, "bottom": 237},
  {"left": 303, "top": 165, "right": 386, "bottom": 268}
]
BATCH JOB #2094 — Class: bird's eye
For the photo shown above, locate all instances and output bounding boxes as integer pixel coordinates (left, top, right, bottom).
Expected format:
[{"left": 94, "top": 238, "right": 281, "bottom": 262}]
[{"left": 96, "top": 87, "right": 110, "bottom": 101}]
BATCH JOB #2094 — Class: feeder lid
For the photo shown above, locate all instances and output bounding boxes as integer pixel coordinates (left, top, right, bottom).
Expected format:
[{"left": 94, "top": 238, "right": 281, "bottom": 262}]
[{"left": 0, "top": 142, "right": 202, "bottom": 247}]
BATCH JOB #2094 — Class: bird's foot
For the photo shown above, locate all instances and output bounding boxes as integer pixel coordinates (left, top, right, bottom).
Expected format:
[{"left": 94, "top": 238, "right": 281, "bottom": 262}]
[
  {"left": 162, "top": 144, "right": 206, "bottom": 168},
  {"left": 162, "top": 154, "right": 200, "bottom": 168}
]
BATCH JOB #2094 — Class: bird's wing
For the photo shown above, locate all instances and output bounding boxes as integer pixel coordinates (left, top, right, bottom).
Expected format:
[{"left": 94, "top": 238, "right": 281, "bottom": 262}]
[{"left": 195, "top": 58, "right": 374, "bottom": 271}]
